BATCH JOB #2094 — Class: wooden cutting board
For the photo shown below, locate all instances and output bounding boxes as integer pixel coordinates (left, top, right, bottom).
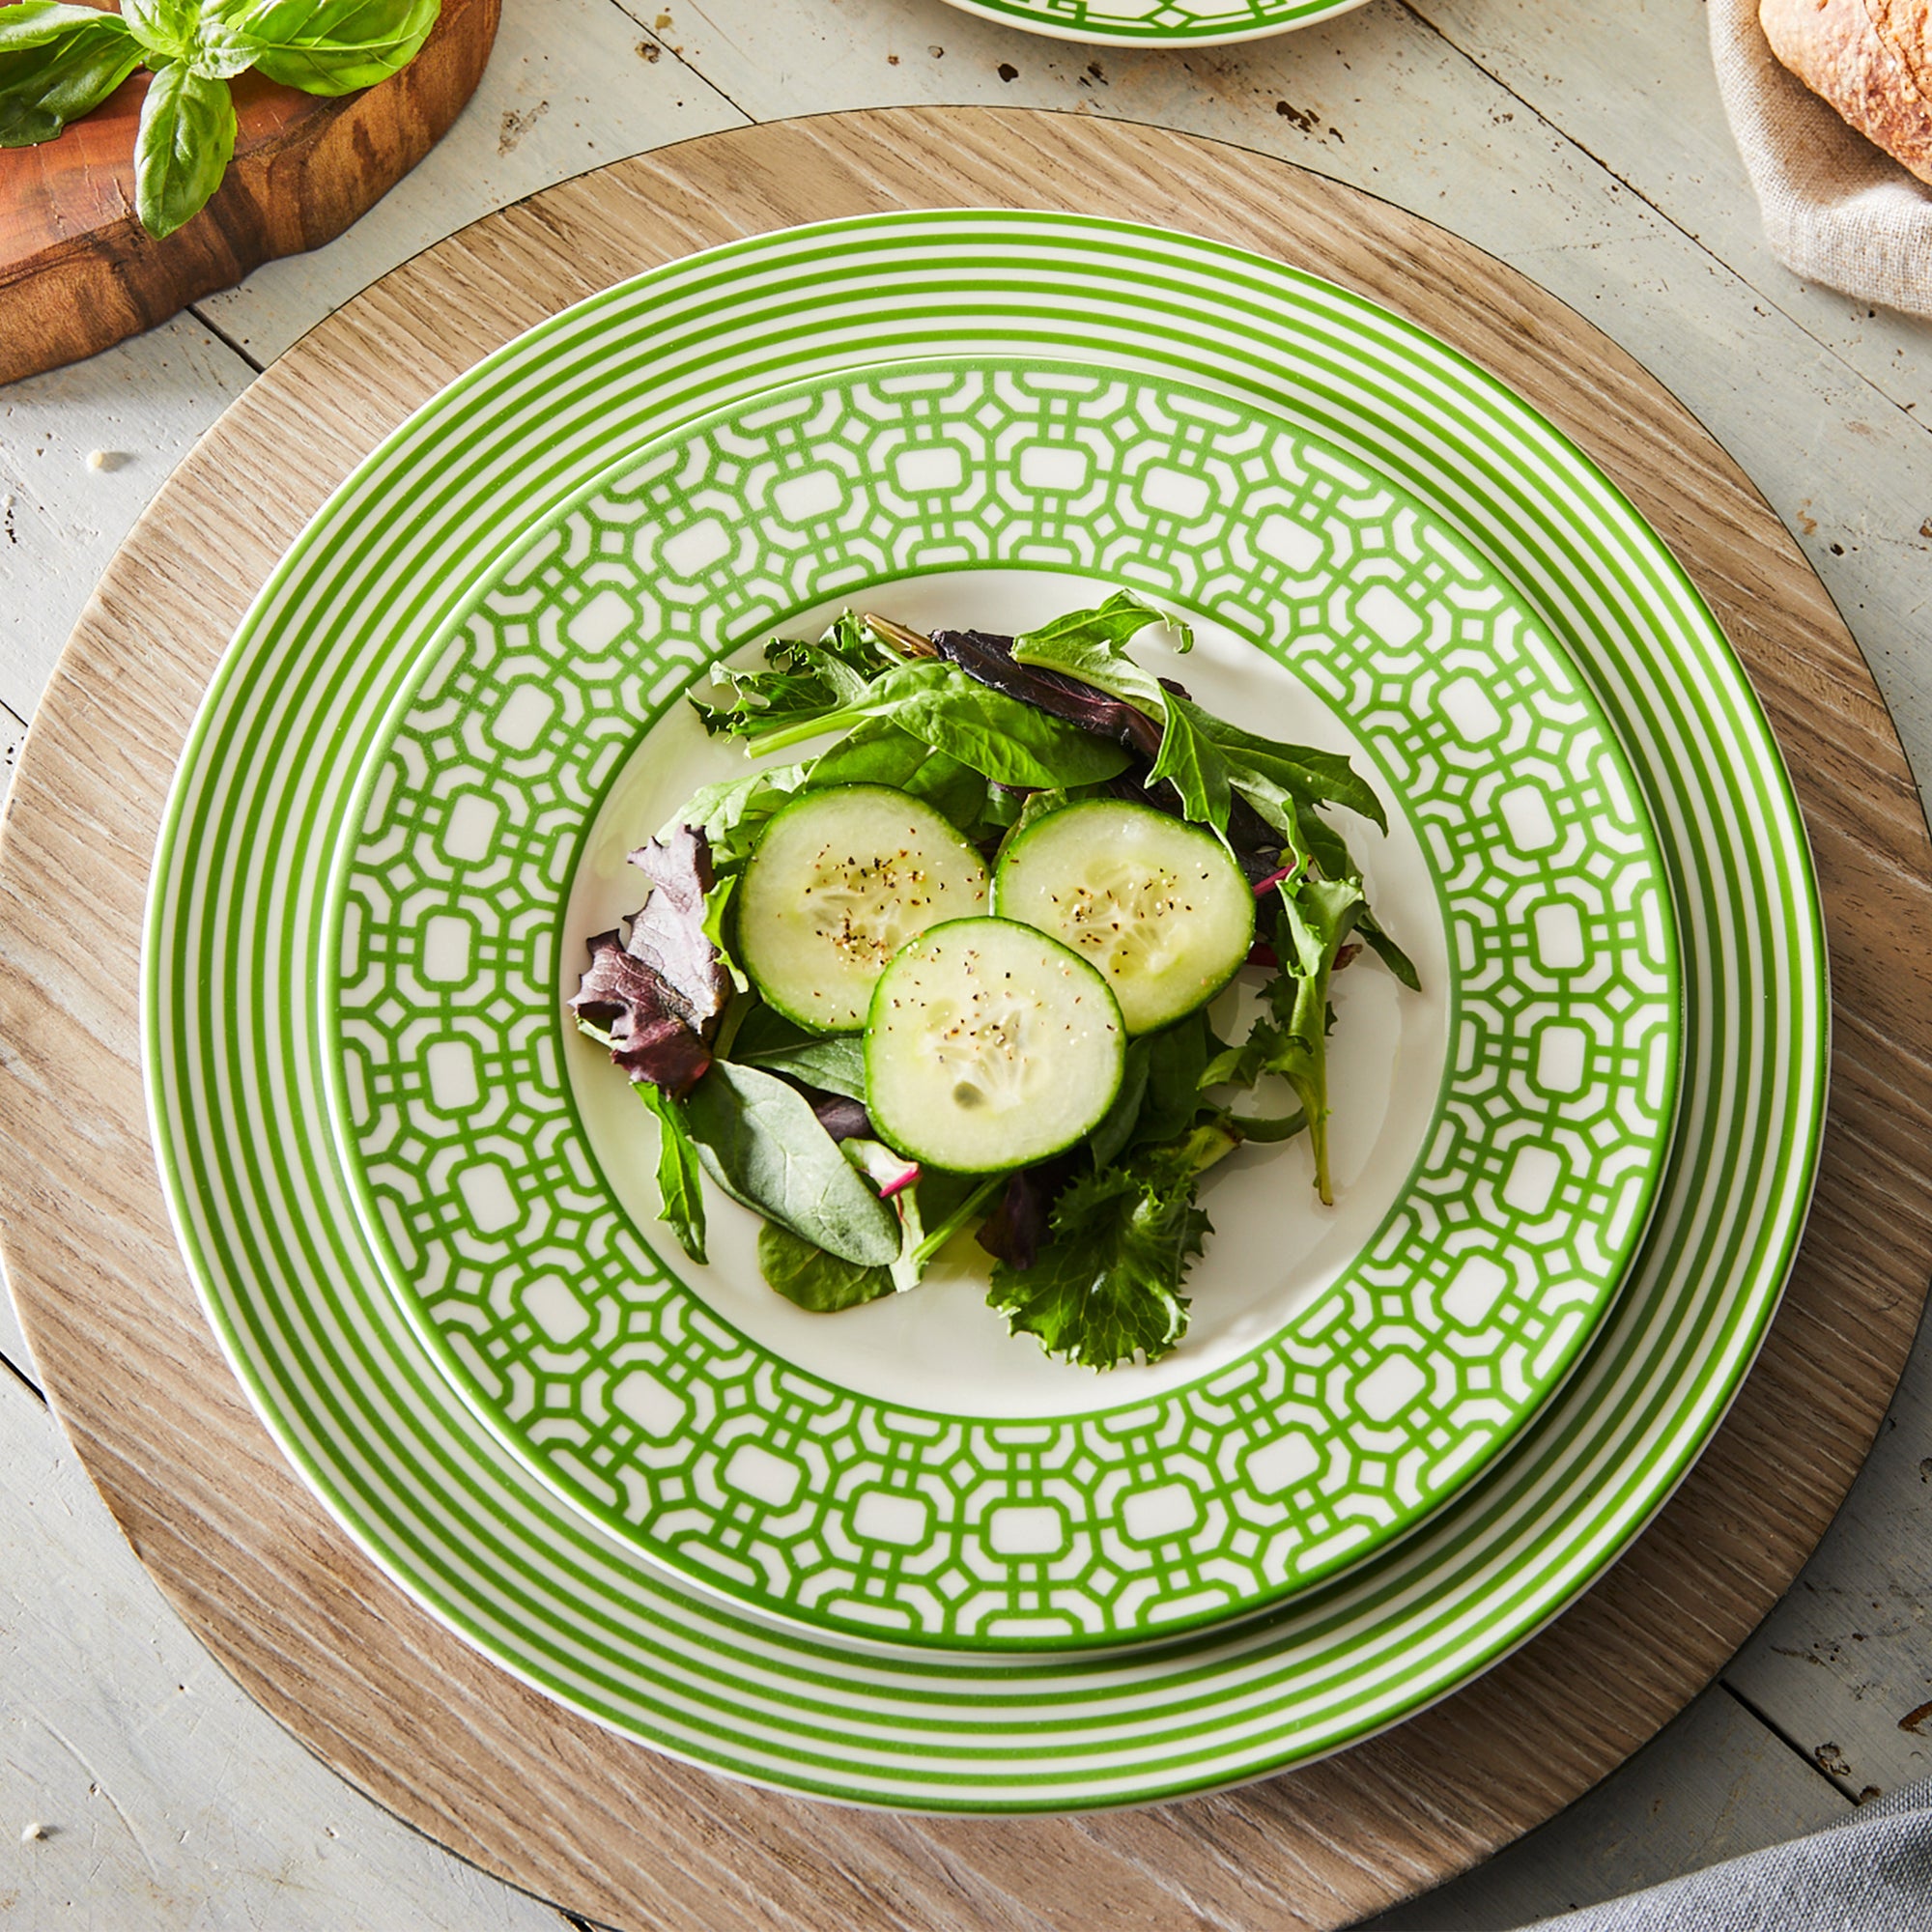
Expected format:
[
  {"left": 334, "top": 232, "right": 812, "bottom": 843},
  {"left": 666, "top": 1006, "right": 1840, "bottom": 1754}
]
[
  {"left": 3, "top": 107, "right": 1931, "bottom": 1931},
  {"left": 0, "top": 0, "right": 498, "bottom": 386}
]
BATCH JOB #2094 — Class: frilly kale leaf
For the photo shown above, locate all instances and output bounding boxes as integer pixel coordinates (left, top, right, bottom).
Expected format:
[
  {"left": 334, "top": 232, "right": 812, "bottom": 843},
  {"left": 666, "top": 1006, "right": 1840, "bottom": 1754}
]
[{"left": 987, "top": 1120, "right": 1240, "bottom": 1370}]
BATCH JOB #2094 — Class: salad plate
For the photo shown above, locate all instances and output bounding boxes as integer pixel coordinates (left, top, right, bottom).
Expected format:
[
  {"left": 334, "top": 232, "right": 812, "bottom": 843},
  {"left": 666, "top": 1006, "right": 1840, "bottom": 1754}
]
[
  {"left": 146, "top": 209, "right": 1824, "bottom": 1809},
  {"left": 327, "top": 355, "right": 1679, "bottom": 1650},
  {"left": 930, "top": 0, "right": 1370, "bottom": 47}
]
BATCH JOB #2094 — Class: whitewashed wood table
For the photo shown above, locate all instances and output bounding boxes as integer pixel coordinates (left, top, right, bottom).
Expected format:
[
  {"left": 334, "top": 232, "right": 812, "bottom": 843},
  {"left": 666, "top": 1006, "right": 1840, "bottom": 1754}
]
[{"left": 5, "top": 1, "right": 1932, "bottom": 1925}]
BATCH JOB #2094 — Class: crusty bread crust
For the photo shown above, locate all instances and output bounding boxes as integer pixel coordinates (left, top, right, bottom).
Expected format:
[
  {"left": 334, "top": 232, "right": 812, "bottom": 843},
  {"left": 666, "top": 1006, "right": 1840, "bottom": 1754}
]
[{"left": 1762, "top": 0, "right": 1932, "bottom": 185}]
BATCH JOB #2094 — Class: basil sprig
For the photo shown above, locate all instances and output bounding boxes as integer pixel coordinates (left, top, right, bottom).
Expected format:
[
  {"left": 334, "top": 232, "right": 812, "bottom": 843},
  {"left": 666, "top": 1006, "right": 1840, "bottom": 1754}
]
[
  {"left": 0, "top": 0, "right": 440, "bottom": 238},
  {"left": 0, "top": 4, "right": 144, "bottom": 145}
]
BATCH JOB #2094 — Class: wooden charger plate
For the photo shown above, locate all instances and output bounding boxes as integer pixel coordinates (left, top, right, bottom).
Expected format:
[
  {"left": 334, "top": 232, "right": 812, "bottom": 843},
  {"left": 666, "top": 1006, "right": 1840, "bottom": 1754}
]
[{"left": 4, "top": 108, "right": 1930, "bottom": 1930}]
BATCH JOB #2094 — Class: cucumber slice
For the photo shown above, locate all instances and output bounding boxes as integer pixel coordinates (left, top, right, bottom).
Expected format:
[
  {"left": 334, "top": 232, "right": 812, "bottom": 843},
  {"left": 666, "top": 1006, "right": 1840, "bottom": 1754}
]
[
  {"left": 736, "top": 785, "right": 989, "bottom": 1032},
  {"left": 992, "top": 800, "right": 1255, "bottom": 1034},
  {"left": 865, "top": 917, "right": 1125, "bottom": 1173}
]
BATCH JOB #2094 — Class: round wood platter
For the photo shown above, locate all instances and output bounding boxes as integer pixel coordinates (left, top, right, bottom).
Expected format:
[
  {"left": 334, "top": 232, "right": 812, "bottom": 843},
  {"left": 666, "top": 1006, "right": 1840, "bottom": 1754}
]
[
  {"left": 0, "top": 0, "right": 499, "bottom": 387},
  {"left": 4, "top": 108, "right": 1931, "bottom": 1931}
]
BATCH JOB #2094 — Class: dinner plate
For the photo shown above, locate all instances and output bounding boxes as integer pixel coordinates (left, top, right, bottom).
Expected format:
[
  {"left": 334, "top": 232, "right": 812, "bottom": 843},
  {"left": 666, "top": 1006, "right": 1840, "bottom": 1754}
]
[
  {"left": 932, "top": 0, "right": 1368, "bottom": 47},
  {"left": 145, "top": 209, "right": 1824, "bottom": 1810},
  {"left": 325, "top": 355, "right": 1679, "bottom": 1650}
]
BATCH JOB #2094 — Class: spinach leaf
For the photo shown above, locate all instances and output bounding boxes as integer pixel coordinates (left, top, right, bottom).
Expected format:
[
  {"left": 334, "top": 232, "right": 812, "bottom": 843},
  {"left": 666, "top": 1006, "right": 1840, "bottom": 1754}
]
[
  {"left": 634, "top": 1082, "right": 707, "bottom": 1264},
  {"left": 0, "top": 5, "right": 141, "bottom": 147},
  {"left": 758, "top": 1223, "right": 895, "bottom": 1312},
  {"left": 1136, "top": 1011, "right": 1217, "bottom": 1148},
  {"left": 1145, "top": 694, "right": 1232, "bottom": 832},
  {"left": 200, "top": 0, "right": 439, "bottom": 94},
  {"left": 802, "top": 718, "right": 994, "bottom": 838},
  {"left": 757, "top": 1162, "right": 998, "bottom": 1308},
  {"left": 132, "top": 60, "right": 234, "bottom": 239},
  {"left": 682, "top": 1060, "right": 899, "bottom": 1265},
  {"left": 751, "top": 659, "right": 1131, "bottom": 788},
  {"left": 987, "top": 1119, "right": 1239, "bottom": 1369},
  {"left": 734, "top": 1031, "right": 869, "bottom": 1102},
  {"left": 724, "top": 999, "right": 813, "bottom": 1062},
  {"left": 1089, "top": 1012, "right": 1218, "bottom": 1171},
  {"left": 1187, "top": 705, "right": 1387, "bottom": 831},
  {"left": 1016, "top": 587, "right": 1191, "bottom": 659}
]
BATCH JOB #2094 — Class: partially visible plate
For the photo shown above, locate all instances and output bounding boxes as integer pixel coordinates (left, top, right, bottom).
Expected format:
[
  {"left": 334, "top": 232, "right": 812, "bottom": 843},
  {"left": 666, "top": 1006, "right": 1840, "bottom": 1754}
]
[
  {"left": 327, "top": 355, "right": 1679, "bottom": 1650},
  {"left": 933, "top": 0, "right": 1369, "bottom": 46},
  {"left": 146, "top": 209, "right": 1824, "bottom": 1810}
]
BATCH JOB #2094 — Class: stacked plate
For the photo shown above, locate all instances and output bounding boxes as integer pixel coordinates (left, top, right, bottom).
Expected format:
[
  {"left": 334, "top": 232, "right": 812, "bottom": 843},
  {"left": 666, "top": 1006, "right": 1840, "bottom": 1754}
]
[{"left": 146, "top": 210, "right": 1827, "bottom": 1812}]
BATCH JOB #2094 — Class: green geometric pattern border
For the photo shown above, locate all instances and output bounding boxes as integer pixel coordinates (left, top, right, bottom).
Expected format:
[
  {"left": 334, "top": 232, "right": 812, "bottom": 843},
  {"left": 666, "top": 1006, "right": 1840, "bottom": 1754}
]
[{"left": 332, "top": 359, "right": 1679, "bottom": 1648}]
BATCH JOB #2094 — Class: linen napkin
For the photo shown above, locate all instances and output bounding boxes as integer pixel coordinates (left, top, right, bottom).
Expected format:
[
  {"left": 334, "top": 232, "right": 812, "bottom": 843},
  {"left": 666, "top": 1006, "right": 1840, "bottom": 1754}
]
[
  {"left": 1505, "top": 1773, "right": 1932, "bottom": 1930},
  {"left": 1710, "top": 0, "right": 1932, "bottom": 316}
]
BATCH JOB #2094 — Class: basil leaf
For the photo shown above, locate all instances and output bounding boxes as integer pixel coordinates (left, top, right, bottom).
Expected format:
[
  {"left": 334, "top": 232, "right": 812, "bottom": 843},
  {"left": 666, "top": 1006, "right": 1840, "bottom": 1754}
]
[
  {"left": 682, "top": 1060, "right": 899, "bottom": 1265},
  {"left": 758, "top": 1223, "right": 895, "bottom": 1312},
  {"left": 201, "top": 0, "right": 439, "bottom": 94},
  {"left": 0, "top": 2, "right": 121, "bottom": 49},
  {"left": 634, "top": 1083, "right": 707, "bottom": 1264},
  {"left": 0, "top": 6, "right": 141, "bottom": 148},
  {"left": 122, "top": 0, "right": 198, "bottom": 60},
  {"left": 133, "top": 61, "right": 234, "bottom": 238}
]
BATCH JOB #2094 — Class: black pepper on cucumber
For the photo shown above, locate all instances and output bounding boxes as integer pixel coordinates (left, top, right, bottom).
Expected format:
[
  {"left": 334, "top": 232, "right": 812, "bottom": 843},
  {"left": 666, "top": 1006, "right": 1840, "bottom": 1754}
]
[
  {"left": 991, "top": 799, "right": 1254, "bottom": 1035},
  {"left": 570, "top": 590, "right": 1418, "bottom": 1371},
  {"left": 736, "top": 784, "right": 988, "bottom": 1032},
  {"left": 866, "top": 918, "right": 1125, "bottom": 1172}
]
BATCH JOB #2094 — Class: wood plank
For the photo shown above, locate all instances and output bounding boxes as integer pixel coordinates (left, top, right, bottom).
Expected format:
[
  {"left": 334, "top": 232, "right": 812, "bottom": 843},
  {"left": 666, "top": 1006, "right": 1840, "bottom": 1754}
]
[
  {"left": 191, "top": 0, "right": 749, "bottom": 369},
  {"left": 0, "top": 697, "right": 30, "bottom": 1385},
  {"left": 1360, "top": 1687, "right": 1853, "bottom": 1929},
  {"left": 641, "top": 0, "right": 1932, "bottom": 784},
  {"left": 0, "top": 316, "right": 254, "bottom": 724},
  {"left": 1, "top": 110, "right": 1926, "bottom": 1931},
  {"left": 0, "top": 1373, "right": 567, "bottom": 1929},
  {"left": 1404, "top": 0, "right": 1932, "bottom": 419},
  {"left": 0, "top": 0, "right": 500, "bottom": 386},
  {"left": 1727, "top": 1307, "right": 1932, "bottom": 1801}
]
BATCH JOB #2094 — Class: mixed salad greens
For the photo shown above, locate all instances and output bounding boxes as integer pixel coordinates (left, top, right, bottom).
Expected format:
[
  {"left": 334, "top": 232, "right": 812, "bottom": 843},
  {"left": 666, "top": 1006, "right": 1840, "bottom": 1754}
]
[{"left": 569, "top": 592, "right": 1417, "bottom": 1371}]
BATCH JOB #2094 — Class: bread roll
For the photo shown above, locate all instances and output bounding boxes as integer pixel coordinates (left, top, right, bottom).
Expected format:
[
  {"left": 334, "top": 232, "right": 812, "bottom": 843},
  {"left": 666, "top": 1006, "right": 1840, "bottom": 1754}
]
[{"left": 1762, "top": 0, "right": 1932, "bottom": 185}]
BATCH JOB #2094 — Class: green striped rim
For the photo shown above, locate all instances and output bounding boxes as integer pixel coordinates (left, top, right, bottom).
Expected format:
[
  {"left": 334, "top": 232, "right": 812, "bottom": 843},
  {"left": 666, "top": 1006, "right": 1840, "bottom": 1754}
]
[
  {"left": 143, "top": 209, "right": 1825, "bottom": 1811},
  {"left": 932, "top": 0, "right": 1370, "bottom": 46}
]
